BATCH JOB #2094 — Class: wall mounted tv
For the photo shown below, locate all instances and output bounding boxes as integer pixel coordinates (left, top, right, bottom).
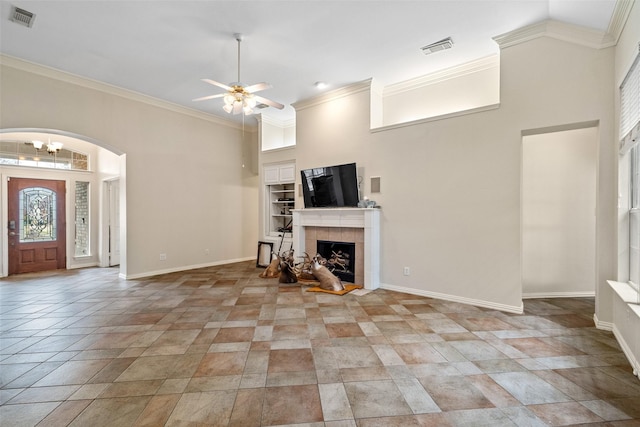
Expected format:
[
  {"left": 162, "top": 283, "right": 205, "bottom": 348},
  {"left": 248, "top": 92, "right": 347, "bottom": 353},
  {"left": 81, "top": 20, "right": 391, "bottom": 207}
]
[{"left": 301, "top": 162, "right": 359, "bottom": 208}]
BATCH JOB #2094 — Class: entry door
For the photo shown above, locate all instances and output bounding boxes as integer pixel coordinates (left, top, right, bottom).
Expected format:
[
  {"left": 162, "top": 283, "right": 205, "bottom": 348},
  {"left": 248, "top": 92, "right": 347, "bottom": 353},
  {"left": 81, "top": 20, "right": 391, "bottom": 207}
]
[{"left": 7, "top": 178, "right": 66, "bottom": 274}]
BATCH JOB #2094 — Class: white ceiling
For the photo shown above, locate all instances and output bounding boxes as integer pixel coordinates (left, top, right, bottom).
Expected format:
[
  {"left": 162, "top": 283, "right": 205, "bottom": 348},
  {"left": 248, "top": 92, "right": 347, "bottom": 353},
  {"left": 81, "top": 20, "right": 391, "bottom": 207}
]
[{"left": 0, "top": 0, "right": 617, "bottom": 125}]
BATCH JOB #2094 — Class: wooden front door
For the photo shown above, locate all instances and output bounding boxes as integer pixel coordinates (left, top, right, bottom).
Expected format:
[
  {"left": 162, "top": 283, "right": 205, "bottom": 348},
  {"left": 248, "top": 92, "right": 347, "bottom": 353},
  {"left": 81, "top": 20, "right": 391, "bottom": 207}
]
[{"left": 7, "top": 178, "right": 66, "bottom": 275}]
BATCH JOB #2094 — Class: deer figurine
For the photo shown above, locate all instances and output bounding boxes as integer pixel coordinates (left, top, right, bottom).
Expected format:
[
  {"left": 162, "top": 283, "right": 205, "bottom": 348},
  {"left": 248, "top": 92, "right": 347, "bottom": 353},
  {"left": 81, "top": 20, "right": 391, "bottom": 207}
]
[
  {"left": 259, "top": 252, "right": 280, "bottom": 279},
  {"left": 279, "top": 250, "right": 298, "bottom": 283},
  {"left": 311, "top": 256, "right": 344, "bottom": 291}
]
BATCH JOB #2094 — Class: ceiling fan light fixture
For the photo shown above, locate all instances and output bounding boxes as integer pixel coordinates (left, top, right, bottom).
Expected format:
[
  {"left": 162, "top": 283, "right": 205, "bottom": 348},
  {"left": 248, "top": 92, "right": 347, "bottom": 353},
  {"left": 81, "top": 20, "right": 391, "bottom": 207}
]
[
  {"left": 224, "top": 93, "right": 236, "bottom": 105},
  {"left": 244, "top": 95, "right": 256, "bottom": 108},
  {"left": 195, "top": 33, "right": 284, "bottom": 116}
]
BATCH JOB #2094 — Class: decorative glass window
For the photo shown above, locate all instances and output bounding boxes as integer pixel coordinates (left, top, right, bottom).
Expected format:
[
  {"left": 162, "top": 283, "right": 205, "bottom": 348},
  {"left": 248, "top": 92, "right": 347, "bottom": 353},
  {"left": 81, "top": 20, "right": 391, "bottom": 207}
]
[
  {"left": 19, "top": 187, "right": 57, "bottom": 242},
  {"left": 75, "top": 181, "right": 90, "bottom": 256},
  {"left": 0, "top": 140, "right": 88, "bottom": 171}
]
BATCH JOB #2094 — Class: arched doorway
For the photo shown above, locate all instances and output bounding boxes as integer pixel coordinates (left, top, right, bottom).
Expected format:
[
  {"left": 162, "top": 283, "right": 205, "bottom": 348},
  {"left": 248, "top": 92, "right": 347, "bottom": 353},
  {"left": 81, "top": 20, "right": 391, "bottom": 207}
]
[{"left": 0, "top": 128, "right": 125, "bottom": 277}]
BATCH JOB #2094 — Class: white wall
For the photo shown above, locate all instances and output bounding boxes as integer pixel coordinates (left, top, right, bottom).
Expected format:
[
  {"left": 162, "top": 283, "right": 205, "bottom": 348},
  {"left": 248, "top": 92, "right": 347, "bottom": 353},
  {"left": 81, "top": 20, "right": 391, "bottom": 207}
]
[
  {"left": 292, "top": 34, "right": 614, "bottom": 313},
  {"left": 383, "top": 55, "right": 500, "bottom": 126},
  {"left": 0, "top": 57, "right": 259, "bottom": 278},
  {"left": 522, "top": 127, "right": 597, "bottom": 297},
  {"left": 260, "top": 116, "right": 296, "bottom": 151}
]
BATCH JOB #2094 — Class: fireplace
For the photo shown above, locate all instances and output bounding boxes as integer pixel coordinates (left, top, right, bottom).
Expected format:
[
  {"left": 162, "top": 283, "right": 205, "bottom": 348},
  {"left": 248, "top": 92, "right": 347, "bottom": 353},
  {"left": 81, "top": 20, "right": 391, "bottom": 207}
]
[
  {"left": 317, "top": 240, "right": 356, "bottom": 283},
  {"left": 292, "top": 208, "right": 380, "bottom": 289}
]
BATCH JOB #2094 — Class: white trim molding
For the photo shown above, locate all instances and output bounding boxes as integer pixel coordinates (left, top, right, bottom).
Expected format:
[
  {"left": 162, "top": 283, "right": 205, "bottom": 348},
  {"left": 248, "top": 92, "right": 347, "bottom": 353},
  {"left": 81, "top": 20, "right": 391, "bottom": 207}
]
[
  {"left": 384, "top": 54, "right": 500, "bottom": 97},
  {"left": 594, "top": 313, "right": 614, "bottom": 331},
  {"left": 523, "top": 291, "right": 596, "bottom": 299},
  {"left": 493, "top": 19, "right": 617, "bottom": 50},
  {"left": 608, "top": 280, "right": 640, "bottom": 380},
  {"left": 122, "top": 256, "right": 255, "bottom": 280},
  {"left": 292, "top": 79, "right": 373, "bottom": 112},
  {"left": 380, "top": 282, "right": 524, "bottom": 314},
  {"left": 371, "top": 104, "right": 500, "bottom": 133},
  {"left": 607, "top": 0, "right": 636, "bottom": 44},
  {"left": 0, "top": 54, "right": 251, "bottom": 131}
]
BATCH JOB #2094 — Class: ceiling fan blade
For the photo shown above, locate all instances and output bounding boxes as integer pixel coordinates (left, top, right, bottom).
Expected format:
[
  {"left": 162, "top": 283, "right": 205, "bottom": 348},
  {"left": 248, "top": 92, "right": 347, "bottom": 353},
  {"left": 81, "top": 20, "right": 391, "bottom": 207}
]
[
  {"left": 192, "top": 93, "right": 226, "bottom": 102},
  {"left": 202, "top": 78, "right": 233, "bottom": 91},
  {"left": 243, "top": 82, "right": 271, "bottom": 93},
  {"left": 254, "top": 95, "right": 285, "bottom": 110}
]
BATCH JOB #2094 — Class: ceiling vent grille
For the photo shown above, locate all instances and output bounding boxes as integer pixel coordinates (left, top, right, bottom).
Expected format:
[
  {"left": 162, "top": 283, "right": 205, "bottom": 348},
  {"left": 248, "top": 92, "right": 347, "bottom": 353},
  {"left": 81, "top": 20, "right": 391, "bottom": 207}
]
[
  {"left": 421, "top": 37, "right": 454, "bottom": 55},
  {"left": 10, "top": 6, "right": 36, "bottom": 28}
]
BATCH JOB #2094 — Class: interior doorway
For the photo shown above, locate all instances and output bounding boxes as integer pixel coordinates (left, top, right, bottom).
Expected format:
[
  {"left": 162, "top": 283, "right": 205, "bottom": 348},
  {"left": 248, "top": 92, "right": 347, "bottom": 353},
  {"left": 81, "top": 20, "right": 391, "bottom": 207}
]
[
  {"left": 522, "top": 126, "right": 597, "bottom": 297},
  {"left": 7, "top": 178, "right": 66, "bottom": 274},
  {"left": 107, "top": 179, "right": 120, "bottom": 266}
]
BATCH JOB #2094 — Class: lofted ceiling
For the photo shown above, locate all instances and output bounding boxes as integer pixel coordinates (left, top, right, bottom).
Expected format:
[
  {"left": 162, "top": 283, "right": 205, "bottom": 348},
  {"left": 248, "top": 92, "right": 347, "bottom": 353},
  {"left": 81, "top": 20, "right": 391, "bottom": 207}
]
[{"left": 0, "top": 0, "right": 617, "bottom": 126}]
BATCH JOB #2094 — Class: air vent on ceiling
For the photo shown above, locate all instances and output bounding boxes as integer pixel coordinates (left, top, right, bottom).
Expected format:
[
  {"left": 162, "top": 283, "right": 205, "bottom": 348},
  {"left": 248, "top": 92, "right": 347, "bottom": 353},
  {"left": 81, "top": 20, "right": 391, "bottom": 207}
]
[
  {"left": 10, "top": 6, "right": 36, "bottom": 28},
  {"left": 421, "top": 37, "right": 454, "bottom": 55}
]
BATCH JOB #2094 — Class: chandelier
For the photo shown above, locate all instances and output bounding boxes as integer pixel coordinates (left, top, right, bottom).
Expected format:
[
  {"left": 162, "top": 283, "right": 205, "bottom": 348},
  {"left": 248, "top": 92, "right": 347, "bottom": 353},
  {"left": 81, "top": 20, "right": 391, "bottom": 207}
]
[{"left": 32, "top": 139, "right": 63, "bottom": 155}]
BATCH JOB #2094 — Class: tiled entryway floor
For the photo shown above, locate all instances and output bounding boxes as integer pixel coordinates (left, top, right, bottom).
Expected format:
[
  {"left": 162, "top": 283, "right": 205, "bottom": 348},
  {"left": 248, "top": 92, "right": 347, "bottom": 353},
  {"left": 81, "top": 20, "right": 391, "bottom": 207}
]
[{"left": 1, "top": 261, "right": 640, "bottom": 426}]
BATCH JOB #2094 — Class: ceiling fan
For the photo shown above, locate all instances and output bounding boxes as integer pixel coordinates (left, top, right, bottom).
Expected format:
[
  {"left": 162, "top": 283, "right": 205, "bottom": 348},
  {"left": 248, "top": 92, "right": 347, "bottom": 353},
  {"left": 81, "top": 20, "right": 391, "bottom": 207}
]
[{"left": 194, "top": 33, "right": 284, "bottom": 115}]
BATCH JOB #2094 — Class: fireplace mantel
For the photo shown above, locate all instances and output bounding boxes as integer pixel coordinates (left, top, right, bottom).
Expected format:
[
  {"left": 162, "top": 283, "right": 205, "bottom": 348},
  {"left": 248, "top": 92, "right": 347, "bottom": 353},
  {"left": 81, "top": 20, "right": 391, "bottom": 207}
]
[{"left": 292, "top": 208, "right": 380, "bottom": 289}]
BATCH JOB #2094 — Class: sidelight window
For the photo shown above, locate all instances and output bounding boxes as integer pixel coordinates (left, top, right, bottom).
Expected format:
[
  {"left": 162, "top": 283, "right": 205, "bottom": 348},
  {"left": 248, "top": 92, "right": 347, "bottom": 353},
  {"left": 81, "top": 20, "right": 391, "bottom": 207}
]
[{"left": 75, "top": 181, "right": 90, "bottom": 256}]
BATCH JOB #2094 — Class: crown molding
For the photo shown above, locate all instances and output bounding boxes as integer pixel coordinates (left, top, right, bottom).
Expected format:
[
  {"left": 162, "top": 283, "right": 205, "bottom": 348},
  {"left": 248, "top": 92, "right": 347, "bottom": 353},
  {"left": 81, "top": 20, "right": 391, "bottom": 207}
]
[
  {"left": 384, "top": 54, "right": 499, "bottom": 97},
  {"left": 292, "top": 78, "right": 372, "bottom": 112},
  {"left": 0, "top": 54, "right": 253, "bottom": 131},
  {"left": 493, "top": 19, "right": 616, "bottom": 50},
  {"left": 608, "top": 0, "right": 635, "bottom": 43},
  {"left": 256, "top": 113, "right": 296, "bottom": 129}
]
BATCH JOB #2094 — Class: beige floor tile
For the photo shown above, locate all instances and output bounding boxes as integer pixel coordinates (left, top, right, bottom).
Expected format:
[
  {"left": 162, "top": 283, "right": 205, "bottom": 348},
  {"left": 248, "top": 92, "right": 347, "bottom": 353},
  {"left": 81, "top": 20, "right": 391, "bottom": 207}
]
[{"left": 1, "top": 263, "right": 639, "bottom": 426}]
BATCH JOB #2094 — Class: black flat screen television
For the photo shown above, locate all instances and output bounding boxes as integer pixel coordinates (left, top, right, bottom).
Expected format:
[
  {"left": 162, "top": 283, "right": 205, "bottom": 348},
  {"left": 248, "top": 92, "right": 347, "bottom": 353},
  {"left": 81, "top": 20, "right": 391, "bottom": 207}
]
[{"left": 300, "top": 162, "right": 359, "bottom": 208}]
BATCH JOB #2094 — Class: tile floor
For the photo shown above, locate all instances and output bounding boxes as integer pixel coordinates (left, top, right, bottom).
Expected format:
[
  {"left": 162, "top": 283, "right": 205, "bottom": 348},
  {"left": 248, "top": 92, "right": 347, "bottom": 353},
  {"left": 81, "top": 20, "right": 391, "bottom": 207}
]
[{"left": 1, "top": 261, "right": 640, "bottom": 426}]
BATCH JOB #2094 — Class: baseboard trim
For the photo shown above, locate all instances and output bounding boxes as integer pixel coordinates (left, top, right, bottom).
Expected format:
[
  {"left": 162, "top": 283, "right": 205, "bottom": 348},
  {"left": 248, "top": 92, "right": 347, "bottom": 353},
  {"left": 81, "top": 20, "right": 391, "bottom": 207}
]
[
  {"left": 522, "top": 291, "right": 596, "bottom": 299},
  {"left": 123, "top": 257, "right": 255, "bottom": 280},
  {"left": 593, "top": 313, "right": 613, "bottom": 331},
  {"left": 611, "top": 323, "right": 640, "bottom": 379},
  {"left": 379, "top": 283, "right": 524, "bottom": 314}
]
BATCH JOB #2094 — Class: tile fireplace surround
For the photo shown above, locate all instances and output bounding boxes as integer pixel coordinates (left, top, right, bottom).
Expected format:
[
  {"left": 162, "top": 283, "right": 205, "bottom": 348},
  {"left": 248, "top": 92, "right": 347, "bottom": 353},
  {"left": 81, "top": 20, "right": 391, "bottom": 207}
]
[{"left": 292, "top": 208, "right": 380, "bottom": 289}]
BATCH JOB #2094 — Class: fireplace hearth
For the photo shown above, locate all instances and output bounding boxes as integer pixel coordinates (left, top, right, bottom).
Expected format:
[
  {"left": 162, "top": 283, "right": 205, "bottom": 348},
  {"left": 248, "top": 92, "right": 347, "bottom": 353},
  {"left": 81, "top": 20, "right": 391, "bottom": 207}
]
[
  {"left": 317, "top": 240, "right": 356, "bottom": 283},
  {"left": 292, "top": 208, "right": 380, "bottom": 289}
]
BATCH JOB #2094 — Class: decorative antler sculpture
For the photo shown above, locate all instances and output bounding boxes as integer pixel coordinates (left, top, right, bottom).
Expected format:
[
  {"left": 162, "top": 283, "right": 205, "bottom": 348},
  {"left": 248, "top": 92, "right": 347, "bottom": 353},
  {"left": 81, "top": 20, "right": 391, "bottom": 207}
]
[
  {"left": 279, "top": 249, "right": 298, "bottom": 283},
  {"left": 311, "top": 256, "right": 344, "bottom": 291}
]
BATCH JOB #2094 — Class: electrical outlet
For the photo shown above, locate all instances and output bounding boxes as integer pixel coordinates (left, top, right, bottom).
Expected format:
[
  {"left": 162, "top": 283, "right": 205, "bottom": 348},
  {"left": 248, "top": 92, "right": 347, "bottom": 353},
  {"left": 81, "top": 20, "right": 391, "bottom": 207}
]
[
  {"left": 403, "top": 267, "right": 410, "bottom": 276},
  {"left": 159, "top": 253, "right": 167, "bottom": 261},
  {"left": 204, "top": 249, "right": 210, "bottom": 255}
]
